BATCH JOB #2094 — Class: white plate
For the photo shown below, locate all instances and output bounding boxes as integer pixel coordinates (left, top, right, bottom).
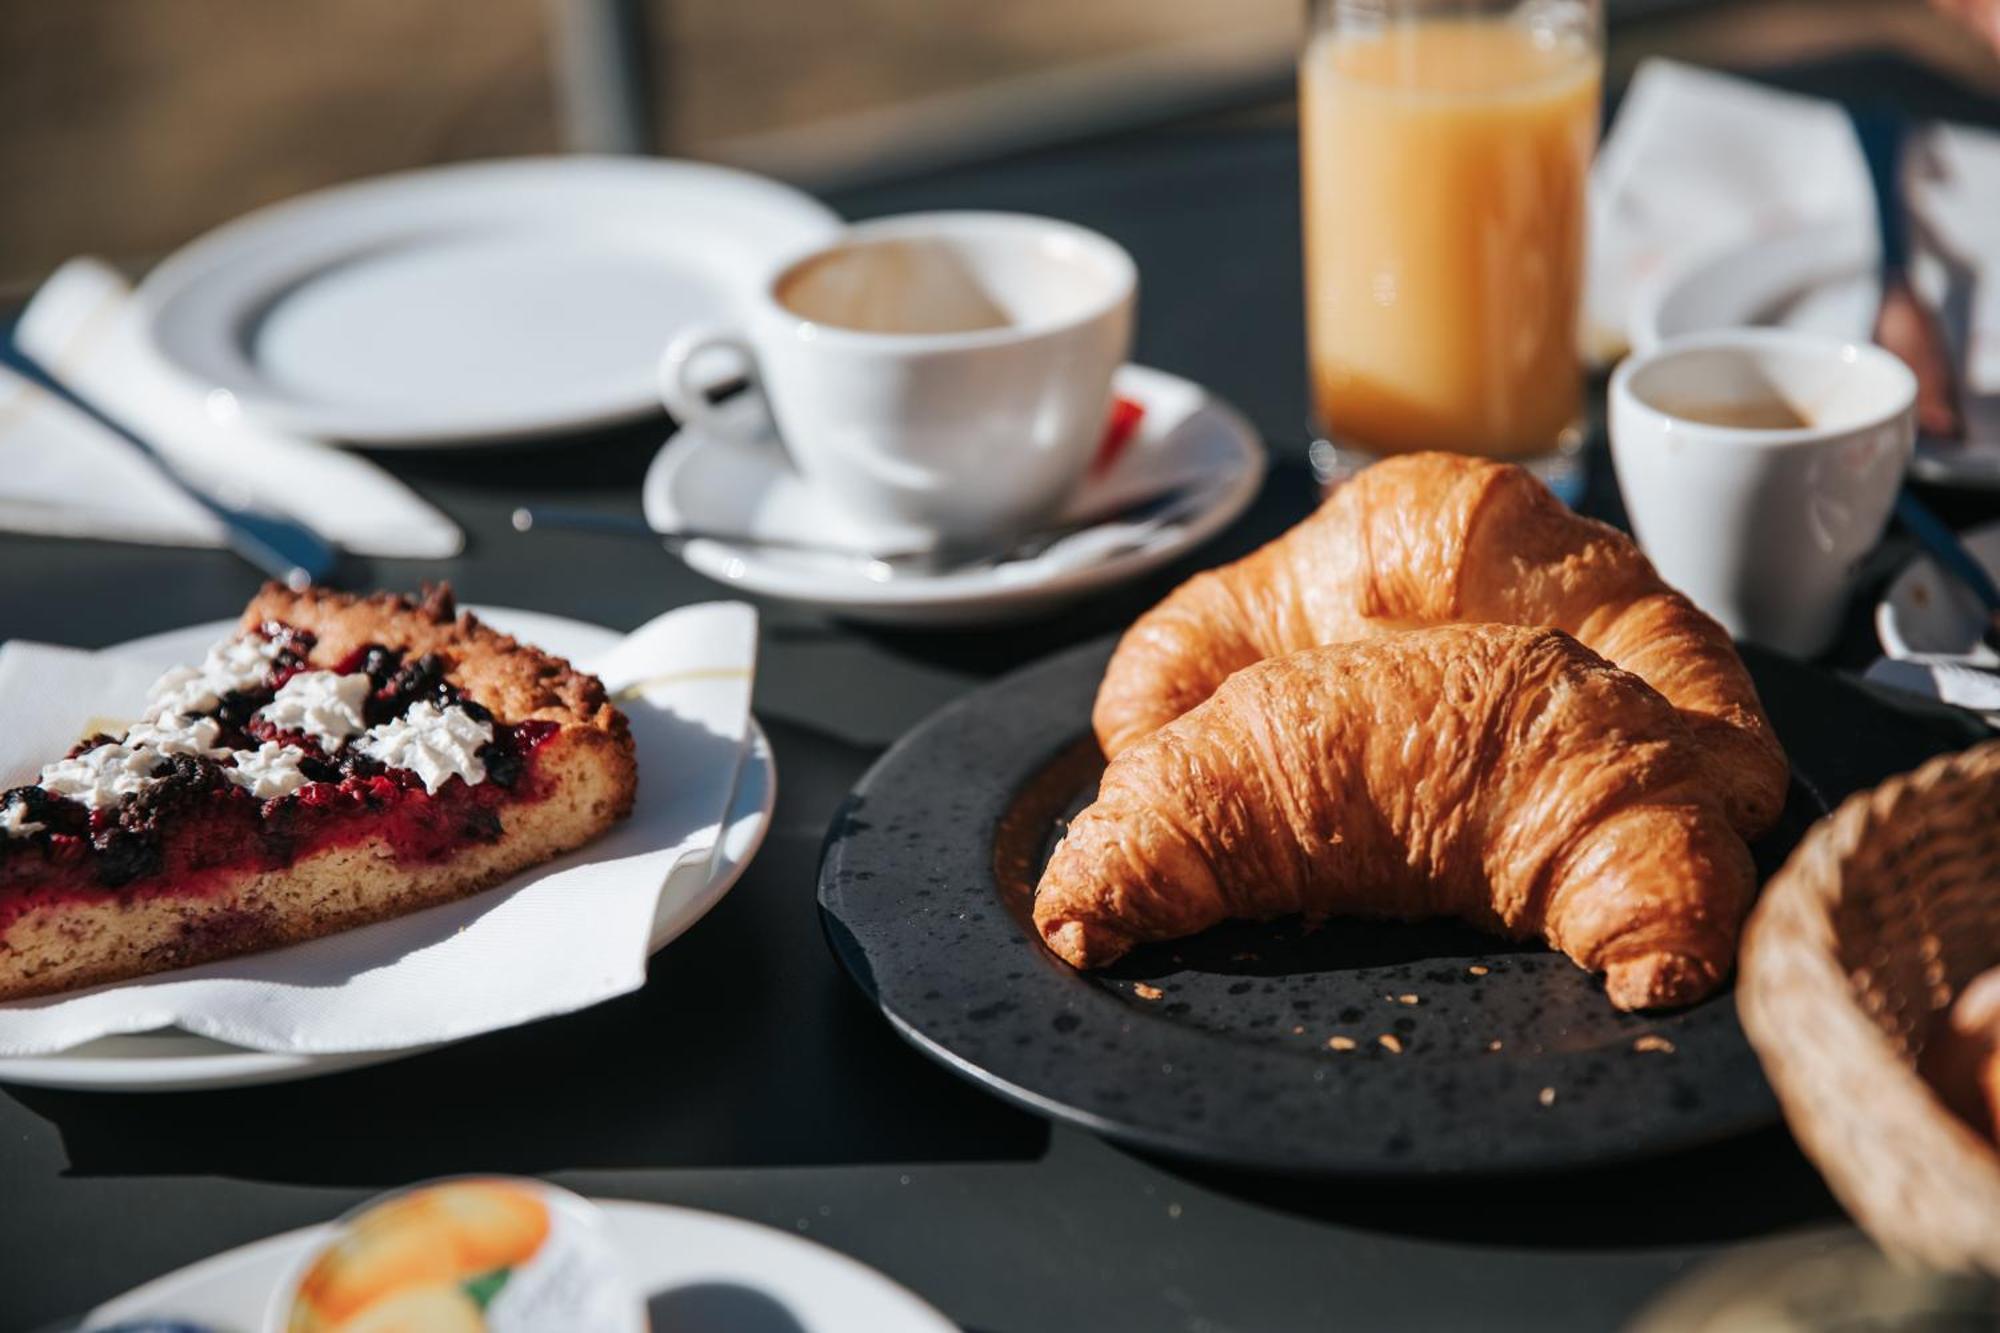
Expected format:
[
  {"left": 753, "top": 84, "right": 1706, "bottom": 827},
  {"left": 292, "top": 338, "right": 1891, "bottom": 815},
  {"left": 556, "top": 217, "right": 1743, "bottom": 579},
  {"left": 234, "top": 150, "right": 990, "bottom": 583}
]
[
  {"left": 85, "top": 1198, "right": 955, "bottom": 1333},
  {"left": 135, "top": 157, "right": 840, "bottom": 446},
  {"left": 1632, "top": 219, "right": 2000, "bottom": 490},
  {"left": 0, "top": 608, "right": 775, "bottom": 1092},
  {"left": 1876, "top": 519, "right": 2000, "bottom": 667},
  {"left": 641, "top": 363, "right": 1266, "bottom": 627}
]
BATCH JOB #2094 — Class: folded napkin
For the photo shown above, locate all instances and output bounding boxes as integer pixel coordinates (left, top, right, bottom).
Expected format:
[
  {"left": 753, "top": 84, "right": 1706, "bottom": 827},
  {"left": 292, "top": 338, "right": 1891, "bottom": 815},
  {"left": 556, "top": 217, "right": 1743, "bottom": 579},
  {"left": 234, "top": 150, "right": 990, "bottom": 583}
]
[
  {"left": 1588, "top": 60, "right": 1874, "bottom": 355},
  {"left": 0, "top": 601, "right": 756, "bottom": 1056},
  {"left": 1591, "top": 59, "right": 2000, "bottom": 476},
  {"left": 4, "top": 258, "right": 463, "bottom": 559}
]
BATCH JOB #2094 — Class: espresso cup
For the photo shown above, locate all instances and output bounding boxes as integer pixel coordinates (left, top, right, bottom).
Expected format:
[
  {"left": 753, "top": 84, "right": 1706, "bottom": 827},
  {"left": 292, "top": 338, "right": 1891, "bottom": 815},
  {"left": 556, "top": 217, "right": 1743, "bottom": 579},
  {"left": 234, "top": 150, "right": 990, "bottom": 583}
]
[
  {"left": 1609, "top": 329, "right": 1917, "bottom": 658},
  {"left": 659, "top": 212, "right": 1136, "bottom": 541}
]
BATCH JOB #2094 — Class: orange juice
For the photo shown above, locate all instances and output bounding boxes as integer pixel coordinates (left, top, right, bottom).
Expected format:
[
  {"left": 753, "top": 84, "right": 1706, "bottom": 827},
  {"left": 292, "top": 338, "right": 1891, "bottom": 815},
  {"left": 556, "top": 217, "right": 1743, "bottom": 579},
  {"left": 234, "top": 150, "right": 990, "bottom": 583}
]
[{"left": 1301, "top": 17, "right": 1599, "bottom": 458}]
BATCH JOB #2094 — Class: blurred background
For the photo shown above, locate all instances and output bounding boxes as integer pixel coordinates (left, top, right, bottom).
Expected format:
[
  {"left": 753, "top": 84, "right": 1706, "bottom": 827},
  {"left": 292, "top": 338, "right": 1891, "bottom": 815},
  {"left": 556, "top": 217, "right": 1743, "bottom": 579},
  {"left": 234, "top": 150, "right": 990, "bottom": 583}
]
[{"left": 6, "top": 0, "right": 2000, "bottom": 298}]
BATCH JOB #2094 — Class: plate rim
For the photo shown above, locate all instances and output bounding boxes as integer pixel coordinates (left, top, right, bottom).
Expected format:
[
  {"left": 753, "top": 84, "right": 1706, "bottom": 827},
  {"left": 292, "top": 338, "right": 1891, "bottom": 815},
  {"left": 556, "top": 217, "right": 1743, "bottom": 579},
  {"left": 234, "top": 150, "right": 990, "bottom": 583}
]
[
  {"left": 86, "top": 1198, "right": 957, "bottom": 1332},
  {"left": 1628, "top": 215, "right": 1877, "bottom": 357},
  {"left": 640, "top": 363, "right": 1267, "bottom": 621},
  {"left": 0, "top": 606, "right": 776, "bottom": 1092},
  {"left": 132, "top": 155, "right": 842, "bottom": 446},
  {"left": 818, "top": 635, "right": 1811, "bottom": 1178},
  {"left": 1875, "top": 518, "right": 2000, "bottom": 664}
]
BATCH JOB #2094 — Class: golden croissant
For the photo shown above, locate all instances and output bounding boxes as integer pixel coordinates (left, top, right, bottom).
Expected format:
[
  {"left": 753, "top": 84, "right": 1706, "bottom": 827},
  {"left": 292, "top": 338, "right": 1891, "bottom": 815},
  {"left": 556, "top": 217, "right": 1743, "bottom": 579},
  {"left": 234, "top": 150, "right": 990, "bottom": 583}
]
[
  {"left": 1037, "top": 625, "right": 1757, "bottom": 1011},
  {"left": 1093, "top": 452, "right": 1787, "bottom": 838}
]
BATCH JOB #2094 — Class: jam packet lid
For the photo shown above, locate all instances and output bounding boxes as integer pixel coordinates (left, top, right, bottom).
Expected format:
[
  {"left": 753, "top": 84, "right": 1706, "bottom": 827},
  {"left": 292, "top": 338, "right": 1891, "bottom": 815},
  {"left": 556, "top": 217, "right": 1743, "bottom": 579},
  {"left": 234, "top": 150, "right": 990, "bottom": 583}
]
[{"left": 269, "top": 1177, "right": 645, "bottom": 1333}]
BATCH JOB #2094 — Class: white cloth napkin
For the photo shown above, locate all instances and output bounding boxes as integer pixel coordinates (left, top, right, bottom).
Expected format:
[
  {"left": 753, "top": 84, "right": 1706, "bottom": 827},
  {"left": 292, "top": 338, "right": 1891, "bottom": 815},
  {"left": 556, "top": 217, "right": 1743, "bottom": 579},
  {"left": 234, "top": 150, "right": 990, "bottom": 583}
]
[
  {"left": 0, "top": 601, "right": 756, "bottom": 1056},
  {"left": 1588, "top": 60, "right": 1874, "bottom": 356},
  {"left": 1590, "top": 60, "right": 2000, "bottom": 477},
  {"left": 4, "top": 258, "right": 463, "bottom": 559},
  {"left": 1591, "top": 60, "right": 2000, "bottom": 380}
]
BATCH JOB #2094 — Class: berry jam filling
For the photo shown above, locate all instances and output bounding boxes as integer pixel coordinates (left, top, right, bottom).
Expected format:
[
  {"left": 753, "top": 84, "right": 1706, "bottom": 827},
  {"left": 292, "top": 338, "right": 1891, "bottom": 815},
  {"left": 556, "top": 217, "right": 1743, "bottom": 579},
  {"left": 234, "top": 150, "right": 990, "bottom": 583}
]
[{"left": 0, "top": 625, "right": 565, "bottom": 922}]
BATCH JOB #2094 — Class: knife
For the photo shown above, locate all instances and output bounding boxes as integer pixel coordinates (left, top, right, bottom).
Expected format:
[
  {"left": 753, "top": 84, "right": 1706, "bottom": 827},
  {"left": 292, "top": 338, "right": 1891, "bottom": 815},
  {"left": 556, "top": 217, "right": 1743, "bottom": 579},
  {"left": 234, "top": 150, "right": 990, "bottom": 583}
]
[{"left": 10, "top": 351, "right": 339, "bottom": 589}]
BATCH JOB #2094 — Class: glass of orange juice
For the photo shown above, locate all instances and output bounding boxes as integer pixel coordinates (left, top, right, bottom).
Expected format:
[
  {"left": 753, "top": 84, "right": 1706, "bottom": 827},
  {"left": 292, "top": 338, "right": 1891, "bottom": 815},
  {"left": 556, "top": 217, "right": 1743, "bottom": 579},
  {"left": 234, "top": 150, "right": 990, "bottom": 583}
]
[{"left": 1301, "top": 0, "right": 1602, "bottom": 487}]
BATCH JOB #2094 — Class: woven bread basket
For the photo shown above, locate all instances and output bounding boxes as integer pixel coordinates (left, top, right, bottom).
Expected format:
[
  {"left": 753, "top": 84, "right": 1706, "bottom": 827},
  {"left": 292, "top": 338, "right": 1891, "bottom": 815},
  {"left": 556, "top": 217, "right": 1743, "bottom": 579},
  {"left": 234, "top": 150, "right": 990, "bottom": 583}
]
[{"left": 1740, "top": 738, "right": 2000, "bottom": 1274}]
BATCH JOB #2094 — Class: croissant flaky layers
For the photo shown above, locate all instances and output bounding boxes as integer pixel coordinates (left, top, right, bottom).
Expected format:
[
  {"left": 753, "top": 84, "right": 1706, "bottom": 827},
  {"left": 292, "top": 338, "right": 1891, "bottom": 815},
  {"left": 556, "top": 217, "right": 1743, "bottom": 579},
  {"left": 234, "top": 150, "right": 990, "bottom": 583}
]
[
  {"left": 1092, "top": 452, "right": 1787, "bottom": 839},
  {"left": 1037, "top": 625, "right": 1758, "bottom": 1011}
]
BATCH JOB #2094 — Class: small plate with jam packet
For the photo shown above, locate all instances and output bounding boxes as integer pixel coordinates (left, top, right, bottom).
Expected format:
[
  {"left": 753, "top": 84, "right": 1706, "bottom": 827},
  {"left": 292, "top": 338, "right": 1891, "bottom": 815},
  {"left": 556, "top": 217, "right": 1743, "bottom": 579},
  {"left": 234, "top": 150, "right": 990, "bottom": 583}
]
[{"left": 84, "top": 1179, "right": 955, "bottom": 1333}]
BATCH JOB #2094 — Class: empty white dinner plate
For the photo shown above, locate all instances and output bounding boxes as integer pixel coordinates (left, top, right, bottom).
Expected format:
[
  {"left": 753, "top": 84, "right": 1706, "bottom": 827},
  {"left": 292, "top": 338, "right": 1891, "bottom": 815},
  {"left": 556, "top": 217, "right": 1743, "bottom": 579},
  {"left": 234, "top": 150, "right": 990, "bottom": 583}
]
[
  {"left": 641, "top": 363, "right": 1266, "bottom": 627},
  {"left": 0, "top": 608, "right": 776, "bottom": 1093},
  {"left": 86, "top": 1198, "right": 956, "bottom": 1332},
  {"left": 1876, "top": 519, "right": 2000, "bottom": 668},
  {"left": 135, "top": 157, "right": 840, "bottom": 446},
  {"left": 1632, "top": 219, "right": 2000, "bottom": 490}
]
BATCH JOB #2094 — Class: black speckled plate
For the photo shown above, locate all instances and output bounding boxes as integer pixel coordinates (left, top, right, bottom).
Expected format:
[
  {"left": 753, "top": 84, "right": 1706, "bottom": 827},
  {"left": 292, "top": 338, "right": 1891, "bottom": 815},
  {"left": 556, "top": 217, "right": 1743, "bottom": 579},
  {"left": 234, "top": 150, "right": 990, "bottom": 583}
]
[{"left": 818, "top": 638, "right": 1899, "bottom": 1175}]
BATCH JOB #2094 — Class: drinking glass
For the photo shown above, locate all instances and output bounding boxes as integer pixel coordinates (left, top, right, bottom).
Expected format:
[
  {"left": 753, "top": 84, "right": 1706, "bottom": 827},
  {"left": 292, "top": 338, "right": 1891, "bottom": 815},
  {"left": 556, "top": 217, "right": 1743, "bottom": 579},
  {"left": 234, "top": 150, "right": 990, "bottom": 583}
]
[{"left": 1301, "top": 0, "right": 1602, "bottom": 489}]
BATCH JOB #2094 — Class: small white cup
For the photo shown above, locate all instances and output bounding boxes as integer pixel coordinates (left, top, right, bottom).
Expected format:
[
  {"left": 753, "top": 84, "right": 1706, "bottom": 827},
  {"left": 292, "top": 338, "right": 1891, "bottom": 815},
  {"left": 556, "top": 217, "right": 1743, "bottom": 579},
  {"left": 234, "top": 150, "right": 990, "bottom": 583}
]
[
  {"left": 659, "top": 211, "right": 1136, "bottom": 541},
  {"left": 1609, "top": 329, "right": 1916, "bottom": 658}
]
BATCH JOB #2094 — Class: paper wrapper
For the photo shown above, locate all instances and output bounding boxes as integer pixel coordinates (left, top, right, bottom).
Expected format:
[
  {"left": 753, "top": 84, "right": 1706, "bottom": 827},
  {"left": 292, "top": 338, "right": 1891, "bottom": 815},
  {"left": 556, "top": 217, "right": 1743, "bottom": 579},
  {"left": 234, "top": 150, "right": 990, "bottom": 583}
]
[{"left": 0, "top": 602, "right": 757, "bottom": 1056}]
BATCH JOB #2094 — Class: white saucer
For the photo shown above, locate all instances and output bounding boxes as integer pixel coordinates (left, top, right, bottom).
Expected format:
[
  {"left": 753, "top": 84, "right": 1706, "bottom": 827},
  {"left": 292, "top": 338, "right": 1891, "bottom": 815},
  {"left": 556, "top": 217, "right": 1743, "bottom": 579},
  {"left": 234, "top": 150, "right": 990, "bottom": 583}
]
[
  {"left": 641, "top": 364, "right": 1266, "bottom": 626},
  {"left": 0, "top": 608, "right": 776, "bottom": 1093},
  {"left": 87, "top": 1198, "right": 956, "bottom": 1332},
  {"left": 1632, "top": 219, "right": 2000, "bottom": 490},
  {"left": 135, "top": 158, "right": 840, "bottom": 446},
  {"left": 1876, "top": 519, "right": 2000, "bottom": 667}
]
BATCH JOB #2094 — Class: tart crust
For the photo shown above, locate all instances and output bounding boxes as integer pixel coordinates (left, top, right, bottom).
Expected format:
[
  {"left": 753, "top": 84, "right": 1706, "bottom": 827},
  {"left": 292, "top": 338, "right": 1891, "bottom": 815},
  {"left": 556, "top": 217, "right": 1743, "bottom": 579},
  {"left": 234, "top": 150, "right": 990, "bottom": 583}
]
[{"left": 0, "top": 584, "right": 638, "bottom": 1001}]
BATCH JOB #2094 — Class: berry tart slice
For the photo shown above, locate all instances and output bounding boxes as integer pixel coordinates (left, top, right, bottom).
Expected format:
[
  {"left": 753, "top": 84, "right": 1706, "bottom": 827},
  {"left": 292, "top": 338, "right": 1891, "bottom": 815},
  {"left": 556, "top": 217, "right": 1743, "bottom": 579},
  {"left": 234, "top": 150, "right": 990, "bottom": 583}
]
[{"left": 0, "top": 585, "right": 636, "bottom": 1001}]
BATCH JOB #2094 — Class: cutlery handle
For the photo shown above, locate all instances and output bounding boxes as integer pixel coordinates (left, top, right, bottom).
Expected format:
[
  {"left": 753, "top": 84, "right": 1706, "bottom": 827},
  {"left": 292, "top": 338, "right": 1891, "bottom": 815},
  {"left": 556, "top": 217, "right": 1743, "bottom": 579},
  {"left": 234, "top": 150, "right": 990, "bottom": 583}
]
[
  {"left": 1896, "top": 491, "right": 2000, "bottom": 612},
  {"left": 512, "top": 507, "right": 920, "bottom": 560},
  {"left": 220, "top": 506, "right": 342, "bottom": 591},
  {"left": 510, "top": 506, "right": 657, "bottom": 536},
  {"left": 1849, "top": 104, "right": 1910, "bottom": 275}
]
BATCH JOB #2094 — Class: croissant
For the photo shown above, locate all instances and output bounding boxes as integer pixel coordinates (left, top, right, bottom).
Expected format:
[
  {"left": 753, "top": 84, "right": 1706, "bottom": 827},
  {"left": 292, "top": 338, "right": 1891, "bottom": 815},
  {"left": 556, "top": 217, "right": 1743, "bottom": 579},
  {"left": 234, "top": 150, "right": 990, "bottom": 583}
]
[
  {"left": 1038, "top": 625, "right": 1757, "bottom": 1011},
  {"left": 1093, "top": 452, "right": 1787, "bottom": 838}
]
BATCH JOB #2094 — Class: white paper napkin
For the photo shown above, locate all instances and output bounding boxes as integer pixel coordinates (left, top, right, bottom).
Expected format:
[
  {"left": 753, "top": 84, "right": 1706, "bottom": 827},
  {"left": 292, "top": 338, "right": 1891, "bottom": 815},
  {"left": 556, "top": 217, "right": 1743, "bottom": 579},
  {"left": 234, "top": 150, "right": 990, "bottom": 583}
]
[
  {"left": 5, "top": 258, "right": 463, "bottom": 559},
  {"left": 1590, "top": 59, "right": 2000, "bottom": 480},
  {"left": 0, "top": 601, "right": 757, "bottom": 1056},
  {"left": 1588, "top": 59, "right": 1874, "bottom": 356}
]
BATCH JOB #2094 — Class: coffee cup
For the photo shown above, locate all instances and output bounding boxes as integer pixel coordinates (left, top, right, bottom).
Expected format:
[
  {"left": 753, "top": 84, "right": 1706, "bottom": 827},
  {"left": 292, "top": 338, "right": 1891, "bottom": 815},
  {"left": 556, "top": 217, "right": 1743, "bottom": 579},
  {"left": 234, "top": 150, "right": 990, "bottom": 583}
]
[
  {"left": 659, "top": 211, "right": 1136, "bottom": 541},
  {"left": 1609, "top": 328, "right": 1916, "bottom": 658}
]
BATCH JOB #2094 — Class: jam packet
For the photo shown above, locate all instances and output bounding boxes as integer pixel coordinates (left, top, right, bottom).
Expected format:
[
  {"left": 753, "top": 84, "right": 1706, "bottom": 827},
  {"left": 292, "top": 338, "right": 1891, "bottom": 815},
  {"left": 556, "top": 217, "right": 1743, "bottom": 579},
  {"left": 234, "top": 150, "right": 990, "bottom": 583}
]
[{"left": 273, "top": 1178, "right": 644, "bottom": 1332}]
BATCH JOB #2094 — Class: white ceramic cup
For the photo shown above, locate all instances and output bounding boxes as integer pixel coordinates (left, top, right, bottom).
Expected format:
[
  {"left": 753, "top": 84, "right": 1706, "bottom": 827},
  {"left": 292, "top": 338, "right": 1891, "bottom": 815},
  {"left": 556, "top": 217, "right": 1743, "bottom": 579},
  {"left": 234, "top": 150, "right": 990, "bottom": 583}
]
[
  {"left": 1609, "top": 329, "right": 1917, "bottom": 658},
  {"left": 659, "top": 211, "right": 1136, "bottom": 541}
]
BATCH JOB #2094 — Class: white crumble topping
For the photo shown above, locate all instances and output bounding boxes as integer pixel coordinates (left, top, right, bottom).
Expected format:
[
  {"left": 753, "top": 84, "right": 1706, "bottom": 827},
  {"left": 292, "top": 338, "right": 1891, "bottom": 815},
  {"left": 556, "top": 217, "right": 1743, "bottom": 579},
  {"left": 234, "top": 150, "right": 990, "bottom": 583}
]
[
  {"left": 256, "top": 671, "right": 370, "bottom": 750},
  {"left": 123, "top": 712, "right": 228, "bottom": 759},
  {"left": 145, "top": 632, "right": 284, "bottom": 719},
  {"left": 38, "top": 743, "right": 171, "bottom": 811},
  {"left": 0, "top": 802, "right": 44, "bottom": 839},
  {"left": 358, "top": 702, "right": 494, "bottom": 795},
  {"left": 226, "top": 742, "right": 311, "bottom": 800},
  {"left": 21, "top": 633, "right": 505, "bottom": 818}
]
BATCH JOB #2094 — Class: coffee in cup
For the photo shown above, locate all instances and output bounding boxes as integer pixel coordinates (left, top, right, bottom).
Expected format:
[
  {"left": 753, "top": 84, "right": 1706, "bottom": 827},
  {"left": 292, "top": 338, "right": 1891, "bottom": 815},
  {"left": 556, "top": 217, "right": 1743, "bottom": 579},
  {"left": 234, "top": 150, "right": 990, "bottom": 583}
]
[{"left": 1609, "top": 329, "right": 1916, "bottom": 657}]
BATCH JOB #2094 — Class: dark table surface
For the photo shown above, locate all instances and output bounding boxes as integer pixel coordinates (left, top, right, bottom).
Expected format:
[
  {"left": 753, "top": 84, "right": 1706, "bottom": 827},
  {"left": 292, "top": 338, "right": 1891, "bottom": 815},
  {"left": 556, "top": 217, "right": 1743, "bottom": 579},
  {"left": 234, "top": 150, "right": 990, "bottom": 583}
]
[{"left": 5, "top": 98, "right": 2000, "bottom": 1333}]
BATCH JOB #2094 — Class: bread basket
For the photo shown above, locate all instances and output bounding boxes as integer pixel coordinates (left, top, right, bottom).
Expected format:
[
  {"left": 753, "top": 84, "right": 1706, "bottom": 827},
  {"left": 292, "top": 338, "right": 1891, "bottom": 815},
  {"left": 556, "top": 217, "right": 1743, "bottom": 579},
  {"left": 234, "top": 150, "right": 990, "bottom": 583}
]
[{"left": 1740, "top": 739, "right": 2000, "bottom": 1274}]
